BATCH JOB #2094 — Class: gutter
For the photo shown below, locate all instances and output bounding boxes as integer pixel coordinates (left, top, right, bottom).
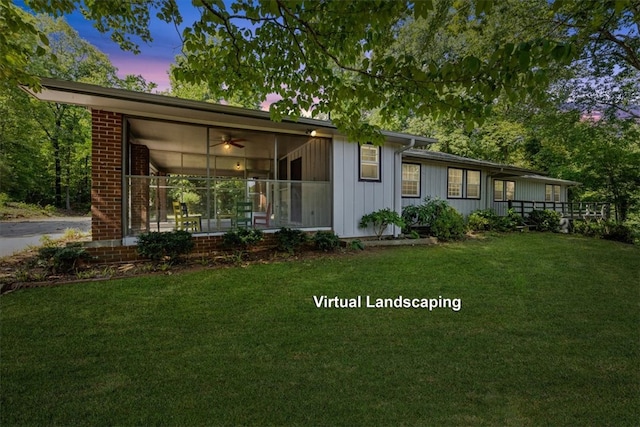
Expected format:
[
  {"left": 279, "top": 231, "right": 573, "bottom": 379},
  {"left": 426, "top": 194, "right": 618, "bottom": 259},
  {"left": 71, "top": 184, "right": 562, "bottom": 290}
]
[{"left": 393, "top": 138, "right": 417, "bottom": 237}]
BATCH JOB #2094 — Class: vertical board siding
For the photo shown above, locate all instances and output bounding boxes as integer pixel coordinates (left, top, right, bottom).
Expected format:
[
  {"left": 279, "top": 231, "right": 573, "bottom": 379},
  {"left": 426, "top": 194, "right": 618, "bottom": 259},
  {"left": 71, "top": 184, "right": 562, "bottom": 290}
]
[
  {"left": 332, "top": 137, "right": 400, "bottom": 238},
  {"left": 401, "top": 161, "right": 483, "bottom": 216}
]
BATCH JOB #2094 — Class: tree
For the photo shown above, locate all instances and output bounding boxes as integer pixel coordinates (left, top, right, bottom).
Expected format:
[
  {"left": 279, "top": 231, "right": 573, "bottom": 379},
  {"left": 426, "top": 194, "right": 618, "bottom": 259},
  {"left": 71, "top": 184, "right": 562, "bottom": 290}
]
[{"left": 12, "top": 0, "right": 584, "bottom": 143}]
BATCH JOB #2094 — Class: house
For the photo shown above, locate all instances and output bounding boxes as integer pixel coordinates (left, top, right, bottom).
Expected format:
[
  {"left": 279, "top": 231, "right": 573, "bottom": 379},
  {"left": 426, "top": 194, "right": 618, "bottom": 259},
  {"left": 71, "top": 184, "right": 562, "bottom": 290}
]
[
  {"left": 400, "top": 150, "right": 581, "bottom": 217},
  {"left": 24, "top": 79, "right": 595, "bottom": 259}
]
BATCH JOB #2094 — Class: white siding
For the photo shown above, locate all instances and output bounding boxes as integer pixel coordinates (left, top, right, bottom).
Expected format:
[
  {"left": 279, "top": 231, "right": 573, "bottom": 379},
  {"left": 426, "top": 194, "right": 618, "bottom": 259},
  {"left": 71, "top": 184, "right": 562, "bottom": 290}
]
[
  {"left": 333, "top": 137, "right": 401, "bottom": 238},
  {"left": 401, "top": 161, "right": 484, "bottom": 216},
  {"left": 512, "top": 179, "right": 568, "bottom": 202}
]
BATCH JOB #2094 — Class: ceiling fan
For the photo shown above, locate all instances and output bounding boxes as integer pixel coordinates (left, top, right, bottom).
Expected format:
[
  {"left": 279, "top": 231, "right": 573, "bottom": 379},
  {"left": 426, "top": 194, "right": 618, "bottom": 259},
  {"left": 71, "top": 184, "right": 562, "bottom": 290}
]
[{"left": 211, "top": 134, "right": 245, "bottom": 149}]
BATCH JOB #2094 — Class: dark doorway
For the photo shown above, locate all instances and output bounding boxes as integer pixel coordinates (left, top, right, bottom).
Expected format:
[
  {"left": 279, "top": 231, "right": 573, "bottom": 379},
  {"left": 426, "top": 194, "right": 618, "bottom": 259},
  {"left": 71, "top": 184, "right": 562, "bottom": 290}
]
[{"left": 290, "top": 157, "right": 302, "bottom": 223}]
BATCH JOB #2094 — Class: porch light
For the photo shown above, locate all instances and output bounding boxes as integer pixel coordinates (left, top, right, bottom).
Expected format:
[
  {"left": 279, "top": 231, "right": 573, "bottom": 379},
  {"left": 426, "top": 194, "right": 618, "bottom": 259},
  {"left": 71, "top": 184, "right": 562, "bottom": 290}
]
[
  {"left": 307, "top": 129, "right": 317, "bottom": 137},
  {"left": 236, "top": 162, "right": 241, "bottom": 170}
]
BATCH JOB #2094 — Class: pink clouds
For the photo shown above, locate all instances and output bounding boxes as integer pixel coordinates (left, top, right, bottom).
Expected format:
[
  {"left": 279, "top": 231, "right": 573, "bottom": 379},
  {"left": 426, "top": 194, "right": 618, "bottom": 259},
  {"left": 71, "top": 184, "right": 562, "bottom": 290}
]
[{"left": 108, "top": 51, "right": 173, "bottom": 92}]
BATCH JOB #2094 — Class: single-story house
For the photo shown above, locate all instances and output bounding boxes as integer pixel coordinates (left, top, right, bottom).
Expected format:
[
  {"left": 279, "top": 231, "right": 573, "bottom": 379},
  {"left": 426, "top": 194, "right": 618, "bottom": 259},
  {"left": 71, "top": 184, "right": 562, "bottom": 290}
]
[{"left": 24, "top": 78, "right": 588, "bottom": 258}]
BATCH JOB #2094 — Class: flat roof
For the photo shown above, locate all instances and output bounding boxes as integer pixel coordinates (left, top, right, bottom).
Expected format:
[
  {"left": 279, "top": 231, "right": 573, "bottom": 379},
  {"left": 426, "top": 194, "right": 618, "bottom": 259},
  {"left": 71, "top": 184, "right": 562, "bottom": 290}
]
[{"left": 23, "top": 78, "right": 437, "bottom": 146}]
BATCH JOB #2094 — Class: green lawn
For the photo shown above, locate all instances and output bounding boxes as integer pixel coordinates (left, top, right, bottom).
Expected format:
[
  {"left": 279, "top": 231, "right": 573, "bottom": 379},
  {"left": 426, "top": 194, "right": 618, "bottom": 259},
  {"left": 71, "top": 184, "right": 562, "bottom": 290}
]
[{"left": 1, "top": 233, "right": 638, "bottom": 426}]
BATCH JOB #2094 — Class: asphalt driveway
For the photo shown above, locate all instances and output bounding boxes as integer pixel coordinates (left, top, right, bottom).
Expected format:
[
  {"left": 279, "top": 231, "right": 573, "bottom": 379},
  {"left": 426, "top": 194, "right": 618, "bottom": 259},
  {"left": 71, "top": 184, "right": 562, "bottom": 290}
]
[{"left": 0, "top": 217, "right": 91, "bottom": 257}]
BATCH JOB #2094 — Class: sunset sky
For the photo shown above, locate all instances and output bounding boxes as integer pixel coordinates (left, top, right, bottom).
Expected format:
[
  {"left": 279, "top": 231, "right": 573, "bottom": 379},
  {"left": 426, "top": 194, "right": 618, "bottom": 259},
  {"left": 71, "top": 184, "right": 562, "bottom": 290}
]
[
  {"left": 18, "top": 1, "right": 200, "bottom": 92},
  {"left": 62, "top": 8, "right": 186, "bottom": 92}
]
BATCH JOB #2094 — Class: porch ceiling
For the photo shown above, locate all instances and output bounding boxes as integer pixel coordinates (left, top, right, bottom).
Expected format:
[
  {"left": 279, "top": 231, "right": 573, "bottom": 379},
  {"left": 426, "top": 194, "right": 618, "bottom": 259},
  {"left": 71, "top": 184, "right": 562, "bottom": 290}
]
[{"left": 127, "top": 118, "right": 313, "bottom": 175}]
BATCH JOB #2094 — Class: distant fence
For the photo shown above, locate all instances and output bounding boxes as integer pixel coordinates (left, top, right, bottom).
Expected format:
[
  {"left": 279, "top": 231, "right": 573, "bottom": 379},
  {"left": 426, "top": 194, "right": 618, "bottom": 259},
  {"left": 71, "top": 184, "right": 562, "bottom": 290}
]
[{"left": 493, "top": 200, "right": 610, "bottom": 220}]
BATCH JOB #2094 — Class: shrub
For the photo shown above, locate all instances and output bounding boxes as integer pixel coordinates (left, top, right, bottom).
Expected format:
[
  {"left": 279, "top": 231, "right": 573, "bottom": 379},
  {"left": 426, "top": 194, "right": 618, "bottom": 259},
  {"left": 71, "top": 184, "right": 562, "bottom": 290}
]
[
  {"left": 0, "top": 193, "right": 9, "bottom": 206},
  {"left": 37, "top": 244, "right": 92, "bottom": 273},
  {"left": 359, "top": 208, "right": 405, "bottom": 240},
  {"left": 348, "top": 239, "right": 365, "bottom": 251},
  {"left": 222, "top": 228, "right": 264, "bottom": 249},
  {"left": 137, "top": 230, "right": 194, "bottom": 262},
  {"left": 527, "top": 209, "right": 561, "bottom": 232},
  {"left": 431, "top": 206, "right": 466, "bottom": 241},
  {"left": 603, "top": 223, "right": 634, "bottom": 244},
  {"left": 401, "top": 197, "right": 465, "bottom": 240},
  {"left": 313, "top": 231, "right": 341, "bottom": 251},
  {"left": 402, "top": 197, "right": 449, "bottom": 233},
  {"left": 573, "top": 219, "right": 605, "bottom": 238},
  {"left": 467, "top": 209, "right": 522, "bottom": 232},
  {"left": 467, "top": 210, "right": 495, "bottom": 232},
  {"left": 275, "top": 227, "right": 308, "bottom": 254}
]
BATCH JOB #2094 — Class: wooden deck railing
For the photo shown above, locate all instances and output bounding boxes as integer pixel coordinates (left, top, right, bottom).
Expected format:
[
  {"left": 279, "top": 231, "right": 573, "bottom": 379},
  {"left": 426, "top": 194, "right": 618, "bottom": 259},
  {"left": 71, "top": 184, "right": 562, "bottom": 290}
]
[{"left": 493, "top": 200, "right": 610, "bottom": 220}]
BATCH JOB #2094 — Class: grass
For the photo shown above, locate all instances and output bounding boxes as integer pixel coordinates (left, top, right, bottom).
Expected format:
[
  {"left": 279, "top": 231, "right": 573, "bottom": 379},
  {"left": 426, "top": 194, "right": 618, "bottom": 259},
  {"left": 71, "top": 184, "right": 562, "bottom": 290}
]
[{"left": 1, "top": 233, "right": 638, "bottom": 426}]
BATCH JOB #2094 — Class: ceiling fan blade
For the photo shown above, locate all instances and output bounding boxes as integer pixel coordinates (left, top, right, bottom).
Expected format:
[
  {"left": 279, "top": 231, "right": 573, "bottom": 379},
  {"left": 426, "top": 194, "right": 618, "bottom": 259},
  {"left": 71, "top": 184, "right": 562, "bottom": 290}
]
[{"left": 230, "top": 141, "right": 245, "bottom": 148}]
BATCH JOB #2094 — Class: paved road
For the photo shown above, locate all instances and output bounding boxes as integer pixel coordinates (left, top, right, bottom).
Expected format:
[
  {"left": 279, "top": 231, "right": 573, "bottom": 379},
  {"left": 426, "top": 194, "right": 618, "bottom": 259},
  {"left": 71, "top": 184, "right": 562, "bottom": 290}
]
[{"left": 0, "top": 217, "right": 91, "bottom": 257}]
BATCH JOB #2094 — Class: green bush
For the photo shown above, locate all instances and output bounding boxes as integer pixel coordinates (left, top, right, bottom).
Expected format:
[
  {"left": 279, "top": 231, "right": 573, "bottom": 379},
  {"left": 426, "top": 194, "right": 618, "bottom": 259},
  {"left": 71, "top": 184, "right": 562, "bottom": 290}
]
[
  {"left": 603, "top": 223, "right": 634, "bottom": 244},
  {"left": 359, "top": 208, "right": 405, "bottom": 240},
  {"left": 527, "top": 209, "right": 561, "bottom": 232},
  {"left": 348, "top": 239, "right": 365, "bottom": 251},
  {"left": 223, "top": 228, "right": 264, "bottom": 249},
  {"left": 137, "top": 230, "right": 194, "bottom": 262},
  {"left": 467, "top": 209, "right": 523, "bottom": 232},
  {"left": 467, "top": 210, "right": 495, "bottom": 232},
  {"left": 38, "top": 244, "right": 92, "bottom": 273},
  {"left": 431, "top": 206, "right": 466, "bottom": 241},
  {"left": 275, "top": 227, "right": 308, "bottom": 254},
  {"left": 313, "top": 231, "right": 341, "bottom": 251},
  {"left": 402, "top": 197, "right": 449, "bottom": 233},
  {"left": 402, "top": 197, "right": 465, "bottom": 240},
  {"left": 0, "top": 193, "right": 9, "bottom": 206},
  {"left": 573, "top": 219, "right": 605, "bottom": 238}
]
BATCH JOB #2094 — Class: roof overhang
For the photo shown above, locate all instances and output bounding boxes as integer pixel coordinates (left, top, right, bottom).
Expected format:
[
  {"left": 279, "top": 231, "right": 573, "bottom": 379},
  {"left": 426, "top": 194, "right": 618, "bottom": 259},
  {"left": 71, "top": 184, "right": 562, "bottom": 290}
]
[{"left": 22, "top": 78, "right": 436, "bottom": 146}]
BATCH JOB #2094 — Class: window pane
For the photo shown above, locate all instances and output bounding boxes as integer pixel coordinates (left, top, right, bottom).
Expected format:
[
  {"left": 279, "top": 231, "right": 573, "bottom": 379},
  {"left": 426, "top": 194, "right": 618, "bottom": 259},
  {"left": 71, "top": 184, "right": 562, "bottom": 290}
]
[
  {"left": 466, "top": 170, "right": 480, "bottom": 199},
  {"left": 361, "top": 146, "right": 378, "bottom": 162},
  {"left": 545, "top": 185, "right": 552, "bottom": 202},
  {"left": 506, "top": 181, "right": 515, "bottom": 200},
  {"left": 554, "top": 185, "right": 561, "bottom": 202},
  {"left": 360, "top": 145, "right": 379, "bottom": 180},
  {"left": 494, "top": 180, "right": 504, "bottom": 201},
  {"left": 361, "top": 164, "right": 379, "bottom": 180},
  {"left": 448, "top": 169, "right": 462, "bottom": 198},
  {"left": 402, "top": 164, "right": 420, "bottom": 196}
]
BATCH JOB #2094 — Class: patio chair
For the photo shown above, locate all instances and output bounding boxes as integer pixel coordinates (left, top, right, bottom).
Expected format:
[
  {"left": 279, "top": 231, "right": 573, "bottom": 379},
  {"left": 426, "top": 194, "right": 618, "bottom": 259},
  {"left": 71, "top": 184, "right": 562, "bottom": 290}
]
[
  {"left": 172, "top": 201, "right": 201, "bottom": 232},
  {"left": 253, "top": 203, "right": 272, "bottom": 228},
  {"left": 233, "top": 201, "right": 253, "bottom": 229}
]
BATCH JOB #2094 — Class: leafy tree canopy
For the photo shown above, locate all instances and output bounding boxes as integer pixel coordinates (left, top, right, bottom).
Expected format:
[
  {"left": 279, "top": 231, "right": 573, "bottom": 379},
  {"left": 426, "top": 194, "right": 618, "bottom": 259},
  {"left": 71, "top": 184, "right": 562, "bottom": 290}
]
[{"left": 7, "top": 0, "right": 593, "bottom": 142}]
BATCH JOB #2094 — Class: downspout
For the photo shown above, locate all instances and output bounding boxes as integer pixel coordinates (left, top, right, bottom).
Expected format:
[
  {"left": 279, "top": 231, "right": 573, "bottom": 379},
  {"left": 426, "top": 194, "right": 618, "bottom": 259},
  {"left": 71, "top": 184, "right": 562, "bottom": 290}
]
[{"left": 393, "top": 138, "right": 416, "bottom": 237}]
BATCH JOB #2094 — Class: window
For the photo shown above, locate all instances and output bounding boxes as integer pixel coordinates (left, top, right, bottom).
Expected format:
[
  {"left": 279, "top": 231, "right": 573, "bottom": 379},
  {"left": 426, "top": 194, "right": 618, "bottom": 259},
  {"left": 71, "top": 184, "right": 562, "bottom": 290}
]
[
  {"left": 448, "top": 168, "right": 463, "bottom": 198},
  {"left": 494, "top": 180, "right": 516, "bottom": 201},
  {"left": 448, "top": 168, "right": 480, "bottom": 199},
  {"left": 402, "top": 163, "right": 421, "bottom": 197},
  {"left": 359, "top": 144, "right": 380, "bottom": 181},
  {"left": 545, "top": 184, "right": 561, "bottom": 202},
  {"left": 466, "top": 170, "right": 480, "bottom": 199}
]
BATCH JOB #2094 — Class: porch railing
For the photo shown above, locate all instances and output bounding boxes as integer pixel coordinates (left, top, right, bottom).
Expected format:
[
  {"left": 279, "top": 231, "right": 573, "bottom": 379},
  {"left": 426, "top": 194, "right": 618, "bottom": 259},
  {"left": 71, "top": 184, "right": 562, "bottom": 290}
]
[
  {"left": 493, "top": 200, "right": 610, "bottom": 220},
  {"left": 126, "top": 176, "right": 332, "bottom": 237}
]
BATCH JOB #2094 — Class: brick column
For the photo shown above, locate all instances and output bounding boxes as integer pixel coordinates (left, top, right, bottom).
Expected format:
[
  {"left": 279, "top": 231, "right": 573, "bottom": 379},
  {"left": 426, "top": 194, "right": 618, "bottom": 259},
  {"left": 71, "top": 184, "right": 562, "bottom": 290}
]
[
  {"left": 130, "top": 144, "right": 150, "bottom": 234},
  {"left": 91, "top": 110, "right": 123, "bottom": 241}
]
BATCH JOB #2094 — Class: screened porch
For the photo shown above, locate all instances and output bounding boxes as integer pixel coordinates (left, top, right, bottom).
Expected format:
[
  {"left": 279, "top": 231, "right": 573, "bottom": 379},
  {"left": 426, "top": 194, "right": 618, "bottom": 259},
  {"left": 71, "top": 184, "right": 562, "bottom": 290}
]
[{"left": 124, "top": 118, "right": 332, "bottom": 237}]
